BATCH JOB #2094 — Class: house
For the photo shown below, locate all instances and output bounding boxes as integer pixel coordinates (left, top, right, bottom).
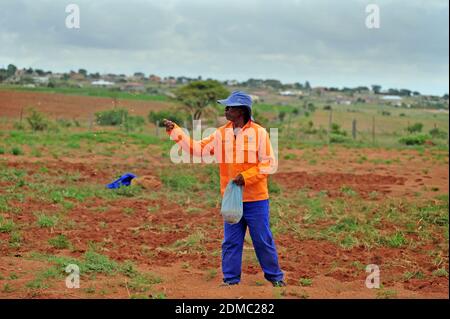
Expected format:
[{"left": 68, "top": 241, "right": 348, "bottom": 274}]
[
  {"left": 121, "top": 82, "right": 146, "bottom": 92},
  {"left": 226, "top": 80, "right": 239, "bottom": 86},
  {"left": 149, "top": 75, "right": 162, "bottom": 83},
  {"left": 92, "top": 80, "right": 115, "bottom": 87},
  {"left": 279, "top": 90, "right": 303, "bottom": 97},
  {"left": 249, "top": 94, "right": 261, "bottom": 103},
  {"left": 32, "top": 76, "right": 49, "bottom": 85},
  {"left": 70, "top": 72, "right": 85, "bottom": 81}
]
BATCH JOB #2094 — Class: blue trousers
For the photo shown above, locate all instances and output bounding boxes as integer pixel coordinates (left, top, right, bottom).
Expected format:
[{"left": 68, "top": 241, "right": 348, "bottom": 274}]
[{"left": 222, "top": 199, "right": 284, "bottom": 284}]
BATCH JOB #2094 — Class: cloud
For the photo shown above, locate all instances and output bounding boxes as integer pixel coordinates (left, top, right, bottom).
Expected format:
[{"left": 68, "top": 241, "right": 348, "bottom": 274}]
[{"left": 0, "top": 0, "right": 448, "bottom": 94}]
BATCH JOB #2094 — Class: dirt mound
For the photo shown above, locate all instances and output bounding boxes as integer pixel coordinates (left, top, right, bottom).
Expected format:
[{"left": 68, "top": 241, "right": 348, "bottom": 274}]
[
  {"left": 0, "top": 90, "right": 170, "bottom": 120},
  {"left": 273, "top": 171, "right": 406, "bottom": 198},
  {"left": 131, "top": 175, "right": 162, "bottom": 189}
]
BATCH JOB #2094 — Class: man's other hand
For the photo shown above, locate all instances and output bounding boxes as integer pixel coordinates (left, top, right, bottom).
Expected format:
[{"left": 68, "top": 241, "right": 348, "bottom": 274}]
[
  {"left": 162, "top": 119, "right": 175, "bottom": 132},
  {"left": 233, "top": 174, "right": 245, "bottom": 186}
]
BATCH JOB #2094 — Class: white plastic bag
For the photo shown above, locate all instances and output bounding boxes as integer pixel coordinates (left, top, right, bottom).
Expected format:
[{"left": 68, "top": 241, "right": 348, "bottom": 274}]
[{"left": 220, "top": 181, "right": 243, "bottom": 224}]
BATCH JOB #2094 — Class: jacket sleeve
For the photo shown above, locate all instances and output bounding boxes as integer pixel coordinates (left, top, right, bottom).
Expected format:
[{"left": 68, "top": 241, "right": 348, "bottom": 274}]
[
  {"left": 240, "top": 128, "right": 278, "bottom": 186},
  {"left": 166, "top": 123, "right": 215, "bottom": 157}
]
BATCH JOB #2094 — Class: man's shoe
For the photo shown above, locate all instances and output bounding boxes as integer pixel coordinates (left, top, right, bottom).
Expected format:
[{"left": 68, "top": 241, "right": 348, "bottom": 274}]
[{"left": 271, "top": 280, "right": 287, "bottom": 287}]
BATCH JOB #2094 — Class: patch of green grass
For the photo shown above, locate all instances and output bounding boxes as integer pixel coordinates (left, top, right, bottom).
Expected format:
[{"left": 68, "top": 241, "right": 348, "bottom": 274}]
[
  {"left": 113, "top": 185, "right": 143, "bottom": 197},
  {"left": 9, "top": 231, "right": 22, "bottom": 248},
  {"left": 160, "top": 172, "right": 199, "bottom": 191},
  {"left": 120, "top": 260, "right": 139, "bottom": 278},
  {"left": 340, "top": 186, "right": 358, "bottom": 197},
  {"left": 186, "top": 206, "right": 202, "bottom": 215},
  {"left": 84, "top": 286, "right": 96, "bottom": 294},
  {"left": 2, "top": 283, "right": 14, "bottom": 293},
  {"left": 11, "top": 146, "right": 24, "bottom": 156},
  {"left": 283, "top": 153, "right": 297, "bottom": 160},
  {"left": 383, "top": 232, "right": 408, "bottom": 248},
  {"left": 432, "top": 268, "right": 448, "bottom": 277},
  {"left": 0, "top": 216, "right": 16, "bottom": 233},
  {"left": 26, "top": 278, "right": 49, "bottom": 290},
  {"left": 35, "top": 213, "right": 58, "bottom": 228},
  {"left": 173, "top": 231, "right": 205, "bottom": 249},
  {"left": 205, "top": 269, "right": 217, "bottom": 281},
  {"left": 83, "top": 250, "right": 118, "bottom": 274},
  {"left": 368, "top": 191, "right": 379, "bottom": 200},
  {"left": 302, "top": 194, "right": 327, "bottom": 223},
  {"left": 48, "top": 235, "right": 71, "bottom": 249},
  {"left": 5, "top": 85, "right": 169, "bottom": 102},
  {"left": 299, "top": 278, "right": 312, "bottom": 287},
  {"left": 268, "top": 179, "right": 282, "bottom": 194},
  {"left": 376, "top": 289, "right": 398, "bottom": 299},
  {"left": 9, "top": 273, "right": 19, "bottom": 280},
  {"left": 402, "top": 271, "right": 425, "bottom": 281},
  {"left": 151, "top": 292, "right": 167, "bottom": 299},
  {"left": 122, "top": 207, "right": 135, "bottom": 216},
  {"left": 125, "top": 272, "right": 162, "bottom": 293}
]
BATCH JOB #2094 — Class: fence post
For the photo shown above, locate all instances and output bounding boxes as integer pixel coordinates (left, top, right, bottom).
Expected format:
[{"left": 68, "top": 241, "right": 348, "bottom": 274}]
[
  {"left": 287, "top": 112, "right": 292, "bottom": 139},
  {"left": 155, "top": 120, "right": 160, "bottom": 136},
  {"left": 352, "top": 119, "right": 357, "bottom": 140},
  {"left": 372, "top": 116, "right": 375, "bottom": 145},
  {"left": 328, "top": 109, "right": 333, "bottom": 144},
  {"left": 89, "top": 114, "right": 94, "bottom": 131},
  {"left": 19, "top": 107, "right": 23, "bottom": 126}
]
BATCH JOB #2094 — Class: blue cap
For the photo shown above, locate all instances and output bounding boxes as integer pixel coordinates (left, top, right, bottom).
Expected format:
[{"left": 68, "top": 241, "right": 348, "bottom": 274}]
[
  {"left": 217, "top": 90, "right": 252, "bottom": 108},
  {"left": 217, "top": 91, "right": 254, "bottom": 120}
]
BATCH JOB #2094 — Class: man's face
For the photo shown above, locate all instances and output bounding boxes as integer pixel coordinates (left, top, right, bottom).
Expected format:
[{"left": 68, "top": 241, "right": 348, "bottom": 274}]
[{"left": 225, "top": 106, "right": 244, "bottom": 121}]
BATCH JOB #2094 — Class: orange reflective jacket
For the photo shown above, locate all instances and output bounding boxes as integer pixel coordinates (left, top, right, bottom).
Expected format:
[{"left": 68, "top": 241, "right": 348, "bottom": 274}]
[{"left": 167, "top": 120, "right": 277, "bottom": 202}]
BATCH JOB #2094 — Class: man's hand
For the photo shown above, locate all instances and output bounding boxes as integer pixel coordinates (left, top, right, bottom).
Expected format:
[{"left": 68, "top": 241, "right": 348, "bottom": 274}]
[
  {"left": 233, "top": 174, "right": 245, "bottom": 186},
  {"left": 162, "top": 118, "right": 175, "bottom": 132}
]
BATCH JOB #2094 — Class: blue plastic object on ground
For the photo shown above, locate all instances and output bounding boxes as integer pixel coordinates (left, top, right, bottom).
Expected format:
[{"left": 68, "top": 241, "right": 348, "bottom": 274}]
[
  {"left": 106, "top": 173, "right": 137, "bottom": 189},
  {"left": 220, "top": 181, "right": 243, "bottom": 224}
]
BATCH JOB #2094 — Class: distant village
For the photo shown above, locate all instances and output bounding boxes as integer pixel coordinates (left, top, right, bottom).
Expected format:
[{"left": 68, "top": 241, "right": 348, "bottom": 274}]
[{"left": 1, "top": 64, "right": 448, "bottom": 110}]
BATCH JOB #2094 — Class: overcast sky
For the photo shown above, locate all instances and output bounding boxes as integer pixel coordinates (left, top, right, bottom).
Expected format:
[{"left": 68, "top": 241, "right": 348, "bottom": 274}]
[{"left": 0, "top": 0, "right": 448, "bottom": 95}]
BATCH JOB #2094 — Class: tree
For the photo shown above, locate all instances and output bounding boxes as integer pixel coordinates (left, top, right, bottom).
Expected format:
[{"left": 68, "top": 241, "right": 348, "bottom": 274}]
[
  {"left": 304, "top": 81, "right": 311, "bottom": 90},
  {"left": 0, "top": 69, "right": 7, "bottom": 82},
  {"left": 174, "top": 80, "right": 229, "bottom": 120},
  {"left": 7, "top": 64, "right": 17, "bottom": 77},
  {"left": 400, "top": 89, "right": 412, "bottom": 97},
  {"left": 371, "top": 84, "right": 382, "bottom": 94},
  {"left": 78, "top": 69, "right": 87, "bottom": 77}
]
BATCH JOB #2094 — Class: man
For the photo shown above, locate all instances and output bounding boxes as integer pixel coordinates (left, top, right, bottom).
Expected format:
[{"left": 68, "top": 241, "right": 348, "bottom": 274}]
[{"left": 163, "top": 90, "right": 285, "bottom": 287}]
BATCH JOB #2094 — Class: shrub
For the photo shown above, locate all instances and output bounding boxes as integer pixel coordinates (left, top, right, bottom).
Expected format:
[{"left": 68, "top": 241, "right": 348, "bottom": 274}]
[
  {"left": 381, "top": 111, "right": 391, "bottom": 116},
  {"left": 330, "top": 133, "right": 350, "bottom": 144},
  {"left": 26, "top": 108, "right": 48, "bottom": 131},
  {"left": 323, "top": 105, "right": 332, "bottom": 110},
  {"left": 57, "top": 119, "right": 72, "bottom": 128},
  {"left": 11, "top": 147, "right": 23, "bottom": 156},
  {"left": 148, "top": 110, "right": 186, "bottom": 127},
  {"left": 406, "top": 122, "right": 423, "bottom": 133},
  {"left": 13, "top": 122, "right": 25, "bottom": 130},
  {"left": 331, "top": 123, "right": 347, "bottom": 136},
  {"left": 48, "top": 235, "right": 71, "bottom": 249},
  {"left": 95, "top": 109, "right": 128, "bottom": 126},
  {"left": 399, "top": 134, "right": 431, "bottom": 145},
  {"left": 429, "top": 127, "right": 447, "bottom": 139},
  {"left": 95, "top": 109, "right": 145, "bottom": 131}
]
